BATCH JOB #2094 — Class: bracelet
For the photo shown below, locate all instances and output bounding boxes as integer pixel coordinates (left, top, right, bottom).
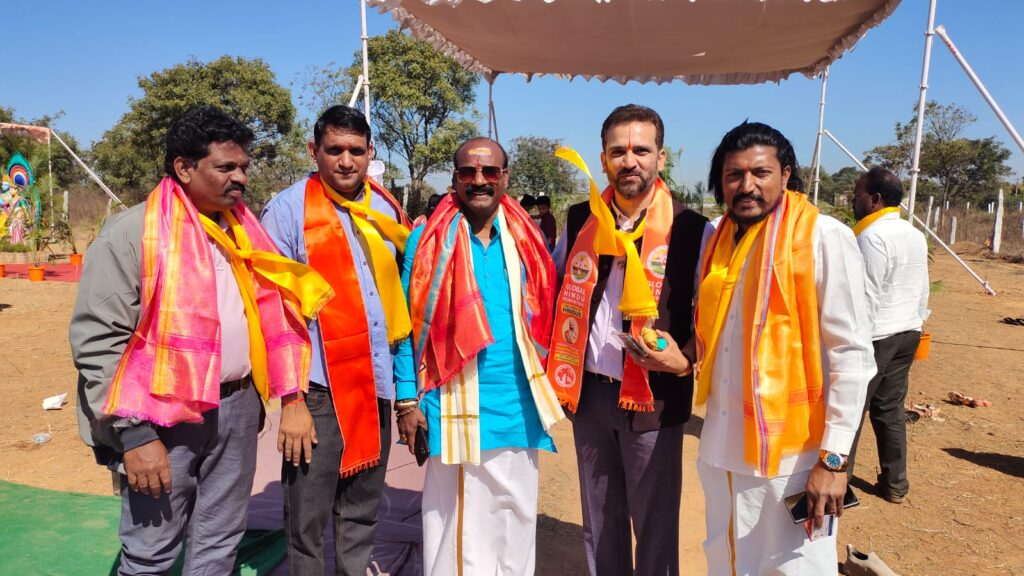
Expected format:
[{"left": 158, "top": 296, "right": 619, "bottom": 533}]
[
  {"left": 394, "top": 398, "right": 419, "bottom": 411},
  {"left": 675, "top": 349, "right": 695, "bottom": 377},
  {"left": 282, "top": 394, "right": 305, "bottom": 407}
]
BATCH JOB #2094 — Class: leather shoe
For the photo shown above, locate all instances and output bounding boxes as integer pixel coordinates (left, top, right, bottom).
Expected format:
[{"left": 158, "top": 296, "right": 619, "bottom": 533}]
[{"left": 841, "top": 544, "right": 900, "bottom": 576}]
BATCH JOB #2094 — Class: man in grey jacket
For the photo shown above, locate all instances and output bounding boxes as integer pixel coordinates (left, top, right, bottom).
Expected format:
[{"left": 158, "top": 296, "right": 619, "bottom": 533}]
[{"left": 70, "top": 107, "right": 266, "bottom": 575}]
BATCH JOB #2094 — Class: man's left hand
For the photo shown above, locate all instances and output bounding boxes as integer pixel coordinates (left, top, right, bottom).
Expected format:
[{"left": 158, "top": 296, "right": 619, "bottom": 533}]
[
  {"left": 805, "top": 461, "right": 848, "bottom": 529},
  {"left": 626, "top": 330, "right": 690, "bottom": 375}
]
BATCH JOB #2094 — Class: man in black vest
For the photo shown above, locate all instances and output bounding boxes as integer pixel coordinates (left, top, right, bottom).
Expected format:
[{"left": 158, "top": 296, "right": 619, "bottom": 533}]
[{"left": 550, "top": 104, "right": 713, "bottom": 576}]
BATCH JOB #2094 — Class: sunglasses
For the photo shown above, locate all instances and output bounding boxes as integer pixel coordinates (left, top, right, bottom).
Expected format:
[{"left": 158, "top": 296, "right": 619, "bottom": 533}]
[{"left": 455, "top": 165, "right": 505, "bottom": 184}]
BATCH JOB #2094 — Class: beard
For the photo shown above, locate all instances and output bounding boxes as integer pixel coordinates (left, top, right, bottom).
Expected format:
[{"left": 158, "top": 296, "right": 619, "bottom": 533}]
[
  {"left": 727, "top": 192, "right": 780, "bottom": 228},
  {"left": 612, "top": 169, "right": 657, "bottom": 199}
]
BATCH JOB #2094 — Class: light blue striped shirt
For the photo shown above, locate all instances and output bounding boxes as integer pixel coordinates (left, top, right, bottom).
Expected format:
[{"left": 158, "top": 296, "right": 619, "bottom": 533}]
[{"left": 260, "top": 175, "right": 397, "bottom": 400}]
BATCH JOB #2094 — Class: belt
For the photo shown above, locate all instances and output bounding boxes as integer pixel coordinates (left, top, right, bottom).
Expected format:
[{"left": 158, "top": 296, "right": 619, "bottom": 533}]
[
  {"left": 584, "top": 371, "right": 621, "bottom": 385},
  {"left": 220, "top": 374, "right": 253, "bottom": 398}
]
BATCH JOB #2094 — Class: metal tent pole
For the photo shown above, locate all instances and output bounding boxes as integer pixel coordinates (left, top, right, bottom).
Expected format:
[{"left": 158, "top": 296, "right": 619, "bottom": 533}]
[
  {"left": 906, "top": 0, "right": 938, "bottom": 227},
  {"left": 811, "top": 68, "right": 828, "bottom": 204},
  {"left": 49, "top": 130, "right": 125, "bottom": 209},
  {"left": 823, "top": 128, "right": 995, "bottom": 295},
  {"left": 934, "top": 26, "right": 1024, "bottom": 155},
  {"left": 360, "top": 0, "right": 371, "bottom": 120}
]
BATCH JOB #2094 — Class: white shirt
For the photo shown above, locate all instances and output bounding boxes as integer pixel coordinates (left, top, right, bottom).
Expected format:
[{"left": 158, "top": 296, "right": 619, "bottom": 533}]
[
  {"left": 856, "top": 212, "right": 930, "bottom": 340},
  {"left": 211, "top": 219, "right": 252, "bottom": 383},
  {"left": 698, "top": 215, "right": 876, "bottom": 478},
  {"left": 551, "top": 206, "right": 715, "bottom": 381}
]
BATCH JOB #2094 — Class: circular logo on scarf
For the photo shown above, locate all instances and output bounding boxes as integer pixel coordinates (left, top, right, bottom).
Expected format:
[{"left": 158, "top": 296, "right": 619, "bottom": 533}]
[
  {"left": 570, "top": 252, "right": 594, "bottom": 283},
  {"left": 562, "top": 317, "right": 579, "bottom": 345},
  {"left": 646, "top": 245, "right": 668, "bottom": 279},
  {"left": 553, "top": 364, "right": 577, "bottom": 389}
]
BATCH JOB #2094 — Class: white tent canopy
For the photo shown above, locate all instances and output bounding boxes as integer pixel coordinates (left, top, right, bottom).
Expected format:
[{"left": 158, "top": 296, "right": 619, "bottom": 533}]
[{"left": 371, "top": 0, "right": 901, "bottom": 85}]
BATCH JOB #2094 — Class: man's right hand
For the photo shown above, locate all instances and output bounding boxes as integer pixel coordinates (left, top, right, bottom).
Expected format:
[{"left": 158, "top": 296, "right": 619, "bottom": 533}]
[
  {"left": 279, "top": 393, "right": 317, "bottom": 466},
  {"left": 396, "top": 407, "right": 427, "bottom": 455},
  {"left": 123, "top": 439, "right": 171, "bottom": 499}
]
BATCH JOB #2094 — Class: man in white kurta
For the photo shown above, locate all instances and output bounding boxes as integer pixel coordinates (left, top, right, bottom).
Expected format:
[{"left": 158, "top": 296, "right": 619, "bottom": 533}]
[{"left": 695, "top": 122, "right": 876, "bottom": 575}]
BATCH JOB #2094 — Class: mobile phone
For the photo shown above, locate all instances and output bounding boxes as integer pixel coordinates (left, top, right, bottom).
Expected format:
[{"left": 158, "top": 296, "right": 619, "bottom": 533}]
[
  {"left": 614, "top": 331, "right": 649, "bottom": 358},
  {"left": 414, "top": 425, "right": 430, "bottom": 467},
  {"left": 785, "top": 485, "right": 860, "bottom": 524}
]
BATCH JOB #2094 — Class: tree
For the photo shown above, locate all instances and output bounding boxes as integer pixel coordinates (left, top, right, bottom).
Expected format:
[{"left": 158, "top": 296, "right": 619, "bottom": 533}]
[
  {"left": 506, "top": 136, "right": 582, "bottom": 199},
  {"left": 298, "top": 30, "right": 480, "bottom": 211},
  {"left": 865, "top": 100, "right": 1012, "bottom": 205},
  {"left": 93, "top": 56, "right": 299, "bottom": 205}
]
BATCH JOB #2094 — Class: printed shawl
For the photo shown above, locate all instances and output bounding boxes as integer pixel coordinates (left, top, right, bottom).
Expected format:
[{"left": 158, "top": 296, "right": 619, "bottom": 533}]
[
  {"left": 408, "top": 194, "right": 564, "bottom": 464},
  {"left": 694, "top": 191, "right": 825, "bottom": 478},
  {"left": 104, "top": 177, "right": 331, "bottom": 426}
]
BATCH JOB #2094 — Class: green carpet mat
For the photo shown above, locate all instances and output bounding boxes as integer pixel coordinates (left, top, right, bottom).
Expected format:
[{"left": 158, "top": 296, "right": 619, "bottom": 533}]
[{"left": 0, "top": 480, "right": 284, "bottom": 575}]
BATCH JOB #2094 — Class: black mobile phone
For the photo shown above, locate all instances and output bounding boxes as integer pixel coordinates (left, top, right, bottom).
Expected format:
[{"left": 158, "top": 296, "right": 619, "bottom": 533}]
[
  {"left": 614, "top": 331, "right": 649, "bottom": 358},
  {"left": 784, "top": 485, "right": 860, "bottom": 524},
  {"left": 414, "top": 425, "right": 430, "bottom": 467}
]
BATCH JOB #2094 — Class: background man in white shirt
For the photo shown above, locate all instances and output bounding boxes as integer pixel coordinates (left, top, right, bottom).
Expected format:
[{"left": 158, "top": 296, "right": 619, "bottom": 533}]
[{"left": 849, "top": 167, "right": 930, "bottom": 504}]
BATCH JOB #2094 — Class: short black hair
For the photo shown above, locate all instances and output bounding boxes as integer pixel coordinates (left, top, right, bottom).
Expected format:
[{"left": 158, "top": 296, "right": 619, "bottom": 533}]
[
  {"left": 164, "top": 106, "right": 253, "bottom": 179},
  {"left": 519, "top": 194, "right": 537, "bottom": 208},
  {"left": 536, "top": 195, "right": 551, "bottom": 207},
  {"left": 707, "top": 121, "right": 801, "bottom": 204},
  {"left": 314, "top": 105, "right": 371, "bottom": 148},
  {"left": 453, "top": 137, "right": 509, "bottom": 169},
  {"left": 861, "top": 166, "right": 904, "bottom": 207},
  {"left": 601, "top": 104, "right": 665, "bottom": 150}
]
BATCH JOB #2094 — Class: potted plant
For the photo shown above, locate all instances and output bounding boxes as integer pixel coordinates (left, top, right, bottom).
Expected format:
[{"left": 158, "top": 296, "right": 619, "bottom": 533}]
[
  {"left": 53, "top": 218, "right": 82, "bottom": 266},
  {"left": 27, "top": 226, "right": 47, "bottom": 282}
]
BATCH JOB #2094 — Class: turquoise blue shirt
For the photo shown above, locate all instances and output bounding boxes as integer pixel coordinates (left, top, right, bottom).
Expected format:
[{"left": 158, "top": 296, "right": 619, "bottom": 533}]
[{"left": 394, "top": 219, "right": 555, "bottom": 456}]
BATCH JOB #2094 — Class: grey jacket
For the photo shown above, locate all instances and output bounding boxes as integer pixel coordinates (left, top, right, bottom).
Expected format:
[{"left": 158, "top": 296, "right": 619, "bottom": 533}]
[{"left": 69, "top": 203, "right": 159, "bottom": 467}]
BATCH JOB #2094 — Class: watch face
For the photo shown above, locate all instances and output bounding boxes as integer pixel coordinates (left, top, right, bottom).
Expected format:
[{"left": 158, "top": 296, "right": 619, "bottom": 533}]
[{"left": 825, "top": 453, "right": 842, "bottom": 469}]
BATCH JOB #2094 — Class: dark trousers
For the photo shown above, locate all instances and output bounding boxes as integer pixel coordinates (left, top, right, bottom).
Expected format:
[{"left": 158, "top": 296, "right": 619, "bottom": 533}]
[
  {"left": 118, "top": 384, "right": 260, "bottom": 576},
  {"left": 572, "top": 373, "right": 683, "bottom": 576},
  {"left": 282, "top": 387, "right": 391, "bottom": 576},
  {"left": 849, "top": 330, "right": 920, "bottom": 497}
]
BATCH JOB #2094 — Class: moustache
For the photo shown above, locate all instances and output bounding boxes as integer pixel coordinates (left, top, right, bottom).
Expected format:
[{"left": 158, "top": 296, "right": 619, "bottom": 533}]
[
  {"left": 467, "top": 185, "right": 495, "bottom": 196},
  {"left": 731, "top": 192, "right": 763, "bottom": 205},
  {"left": 226, "top": 184, "right": 246, "bottom": 194}
]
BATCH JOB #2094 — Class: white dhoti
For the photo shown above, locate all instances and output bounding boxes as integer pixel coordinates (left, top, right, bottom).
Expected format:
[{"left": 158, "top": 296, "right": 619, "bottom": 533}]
[
  {"left": 698, "top": 460, "right": 838, "bottom": 576},
  {"left": 422, "top": 448, "right": 539, "bottom": 576}
]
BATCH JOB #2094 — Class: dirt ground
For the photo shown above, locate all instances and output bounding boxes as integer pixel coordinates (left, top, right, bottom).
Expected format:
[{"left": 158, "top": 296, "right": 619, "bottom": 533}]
[{"left": 1, "top": 243, "right": 1022, "bottom": 575}]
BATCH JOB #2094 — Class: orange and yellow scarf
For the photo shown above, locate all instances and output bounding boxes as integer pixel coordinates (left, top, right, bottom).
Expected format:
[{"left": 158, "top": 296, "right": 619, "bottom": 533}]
[
  {"left": 408, "top": 194, "right": 563, "bottom": 464},
  {"left": 104, "top": 177, "right": 333, "bottom": 426},
  {"left": 304, "top": 174, "right": 410, "bottom": 477},
  {"left": 546, "top": 148, "right": 673, "bottom": 413},
  {"left": 695, "top": 191, "right": 825, "bottom": 478}
]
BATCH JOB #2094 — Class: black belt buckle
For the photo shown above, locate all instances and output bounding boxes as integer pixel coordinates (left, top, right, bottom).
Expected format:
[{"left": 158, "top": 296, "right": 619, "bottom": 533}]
[{"left": 220, "top": 374, "right": 252, "bottom": 398}]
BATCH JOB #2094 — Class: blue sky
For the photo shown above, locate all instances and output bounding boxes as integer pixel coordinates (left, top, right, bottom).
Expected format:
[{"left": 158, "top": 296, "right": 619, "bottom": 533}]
[{"left": 6, "top": 0, "right": 1024, "bottom": 191}]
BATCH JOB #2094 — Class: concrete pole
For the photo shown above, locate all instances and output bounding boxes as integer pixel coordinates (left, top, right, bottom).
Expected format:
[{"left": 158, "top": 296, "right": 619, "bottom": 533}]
[
  {"left": 934, "top": 206, "right": 942, "bottom": 232},
  {"left": 966, "top": 202, "right": 971, "bottom": 214},
  {"left": 925, "top": 196, "right": 934, "bottom": 231},
  {"left": 62, "top": 190, "right": 69, "bottom": 222},
  {"left": 950, "top": 216, "right": 957, "bottom": 244},
  {"left": 992, "top": 189, "right": 1004, "bottom": 253}
]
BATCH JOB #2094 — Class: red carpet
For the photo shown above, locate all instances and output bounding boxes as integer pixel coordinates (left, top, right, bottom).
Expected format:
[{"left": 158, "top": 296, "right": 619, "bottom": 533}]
[{"left": 0, "top": 263, "right": 82, "bottom": 282}]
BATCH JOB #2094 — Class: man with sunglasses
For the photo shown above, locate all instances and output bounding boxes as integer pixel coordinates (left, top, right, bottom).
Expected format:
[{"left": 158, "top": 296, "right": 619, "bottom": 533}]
[
  {"left": 549, "top": 104, "right": 713, "bottom": 575},
  {"left": 261, "top": 105, "right": 411, "bottom": 576},
  {"left": 394, "top": 137, "right": 565, "bottom": 575}
]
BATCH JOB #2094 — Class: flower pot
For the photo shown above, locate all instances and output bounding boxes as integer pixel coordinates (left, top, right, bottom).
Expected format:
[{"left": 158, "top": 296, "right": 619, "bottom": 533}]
[
  {"left": 914, "top": 332, "right": 930, "bottom": 361},
  {"left": 28, "top": 265, "right": 45, "bottom": 282},
  {"left": 69, "top": 253, "right": 83, "bottom": 267},
  {"left": 0, "top": 264, "right": 5, "bottom": 278}
]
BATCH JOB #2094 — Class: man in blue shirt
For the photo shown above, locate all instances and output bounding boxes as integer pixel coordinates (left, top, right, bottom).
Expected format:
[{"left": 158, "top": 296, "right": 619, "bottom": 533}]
[
  {"left": 261, "top": 105, "right": 410, "bottom": 576},
  {"left": 394, "top": 137, "right": 564, "bottom": 576}
]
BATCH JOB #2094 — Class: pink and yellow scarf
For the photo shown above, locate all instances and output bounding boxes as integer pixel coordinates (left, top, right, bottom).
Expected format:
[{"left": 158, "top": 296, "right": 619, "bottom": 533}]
[{"left": 104, "top": 177, "right": 333, "bottom": 426}]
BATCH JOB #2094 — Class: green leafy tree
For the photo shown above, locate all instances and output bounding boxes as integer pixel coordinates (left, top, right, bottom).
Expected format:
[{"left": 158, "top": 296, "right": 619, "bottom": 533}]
[
  {"left": 507, "top": 136, "right": 582, "bottom": 199},
  {"left": 866, "top": 101, "right": 1012, "bottom": 205},
  {"left": 93, "top": 56, "right": 299, "bottom": 205},
  {"left": 298, "top": 30, "right": 480, "bottom": 212}
]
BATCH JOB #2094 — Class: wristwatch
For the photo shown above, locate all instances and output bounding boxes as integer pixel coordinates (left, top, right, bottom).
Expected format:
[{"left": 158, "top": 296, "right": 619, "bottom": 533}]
[{"left": 818, "top": 450, "right": 849, "bottom": 472}]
